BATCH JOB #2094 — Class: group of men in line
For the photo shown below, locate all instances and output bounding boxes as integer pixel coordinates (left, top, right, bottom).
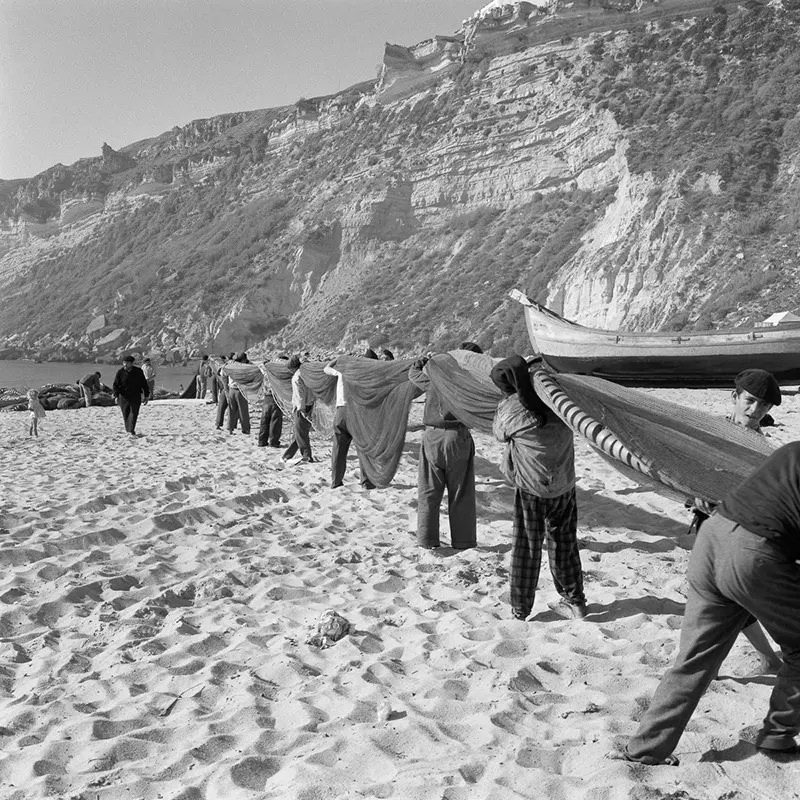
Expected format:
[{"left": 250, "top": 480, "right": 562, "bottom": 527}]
[{"left": 105, "top": 341, "right": 798, "bottom": 765}]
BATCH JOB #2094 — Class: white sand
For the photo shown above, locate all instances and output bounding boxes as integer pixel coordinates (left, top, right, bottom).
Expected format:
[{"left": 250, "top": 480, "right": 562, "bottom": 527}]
[{"left": 1, "top": 390, "right": 799, "bottom": 799}]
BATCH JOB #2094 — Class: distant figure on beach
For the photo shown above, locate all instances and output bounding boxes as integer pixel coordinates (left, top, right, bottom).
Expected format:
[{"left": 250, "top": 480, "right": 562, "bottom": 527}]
[
  {"left": 221, "top": 352, "right": 251, "bottom": 435},
  {"left": 622, "top": 441, "right": 800, "bottom": 766},
  {"left": 257, "top": 357, "right": 284, "bottom": 449},
  {"left": 209, "top": 355, "right": 222, "bottom": 405},
  {"left": 491, "top": 354, "right": 587, "bottom": 621},
  {"left": 324, "top": 350, "right": 376, "bottom": 489},
  {"left": 197, "top": 355, "right": 213, "bottom": 400},
  {"left": 77, "top": 371, "right": 102, "bottom": 408},
  {"left": 379, "top": 348, "right": 395, "bottom": 361},
  {"left": 27, "top": 390, "right": 46, "bottom": 437},
  {"left": 112, "top": 356, "right": 150, "bottom": 437},
  {"left": 142, "top": 358, "right": 156, "bottom": 399},
  {"left": 688, "top": 368, "right": 782, "bottom": 673},
  {"left": 408, "top": 341, "right": 483, "bottom": 550},
  {"left": 282, "top": 355, "right": 316, "bottom": 463},
  {"left": 215, "top": 354, "right": 234, "bottom": 430}
]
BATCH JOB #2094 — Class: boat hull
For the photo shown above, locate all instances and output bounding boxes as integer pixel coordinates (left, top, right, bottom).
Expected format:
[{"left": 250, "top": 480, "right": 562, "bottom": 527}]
[{"left": 516, "top": 294, "right": 800, "bottom": 387}]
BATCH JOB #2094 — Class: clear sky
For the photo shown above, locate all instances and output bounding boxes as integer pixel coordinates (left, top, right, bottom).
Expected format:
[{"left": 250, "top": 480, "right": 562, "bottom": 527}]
[{"left": 0, "top": 0, "right": 485, "bottom": 180}]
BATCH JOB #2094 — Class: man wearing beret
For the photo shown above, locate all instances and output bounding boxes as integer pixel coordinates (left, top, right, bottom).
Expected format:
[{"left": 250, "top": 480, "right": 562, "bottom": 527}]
[
  {"left": 688, "top": 368, "right": 783, "bottom": 672},
  {"left": 112, "top": 355, "right": 150, "bottom": 436},
  {"left": 728, "top": 368, "right": 781, "bottom": 432}
]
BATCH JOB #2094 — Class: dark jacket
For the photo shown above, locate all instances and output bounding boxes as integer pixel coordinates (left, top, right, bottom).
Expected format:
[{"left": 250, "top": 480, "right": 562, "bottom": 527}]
[{"left": 113, "top": 366, "right": 150, "bottom": 402}]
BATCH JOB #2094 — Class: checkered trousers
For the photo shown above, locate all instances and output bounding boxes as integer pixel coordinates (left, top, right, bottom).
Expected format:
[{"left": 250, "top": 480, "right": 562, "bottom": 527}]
[{"left": 510, "top": 486, "right": 584, "bottom": 617}]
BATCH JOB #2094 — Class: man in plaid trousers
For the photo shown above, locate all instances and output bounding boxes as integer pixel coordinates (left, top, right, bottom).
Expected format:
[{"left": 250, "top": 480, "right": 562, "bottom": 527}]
[{"left": 491, "top": 355, "right": 586, "bottom": 621}]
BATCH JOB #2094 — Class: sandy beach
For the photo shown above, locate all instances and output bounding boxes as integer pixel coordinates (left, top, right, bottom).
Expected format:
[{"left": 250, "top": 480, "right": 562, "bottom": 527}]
[{"left": 1, "top": 389, "right": 799, "bottom": 799}]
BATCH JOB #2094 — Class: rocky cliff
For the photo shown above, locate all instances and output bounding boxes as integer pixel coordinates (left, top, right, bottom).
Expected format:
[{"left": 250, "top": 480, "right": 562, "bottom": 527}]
[{"left": 1, "top": 0, "right": 799, "bottom": 362}]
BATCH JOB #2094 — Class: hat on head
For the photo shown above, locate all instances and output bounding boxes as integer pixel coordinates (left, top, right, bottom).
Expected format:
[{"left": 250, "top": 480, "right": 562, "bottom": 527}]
[
  {"left": 123, "top": 355, "right": 135, "bottom": 363},
  {"left": 288, "top": 355, "right": 302, "bottom": 371},
  {"left": 460, "top": 341, "right": 483, "bottom": 354},
  {"left": 735, "top": 369, "right": 781, "bottom": 406}
]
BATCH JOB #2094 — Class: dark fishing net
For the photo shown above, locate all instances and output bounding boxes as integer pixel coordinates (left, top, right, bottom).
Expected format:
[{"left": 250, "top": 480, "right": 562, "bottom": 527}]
[
  {"left": 543, "top": 374, "right": 775, "bottom": 504},
  {"left": 423, "top": 351, "right": 503, "bottom": 433},
  {"left": 422, "top": 353, "right": 774, "bottom": 505},
  {"left": 332, "top": 357, "right": 422, "bottom": 488},
  {"left": 262, "top": 361, "right": 335, "bottom": 436},
  {"left": 264, "top": 357, "right": 421, "bottom": 486}
]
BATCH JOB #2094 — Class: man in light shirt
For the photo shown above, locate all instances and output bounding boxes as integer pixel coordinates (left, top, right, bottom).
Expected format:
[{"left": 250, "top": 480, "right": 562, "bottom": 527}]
[{"left": 324, "top": 353, "right": 376, "bottom": 489}]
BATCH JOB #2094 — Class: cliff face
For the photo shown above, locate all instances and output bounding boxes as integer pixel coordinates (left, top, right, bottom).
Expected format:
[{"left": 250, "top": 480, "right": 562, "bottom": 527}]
[{"left": 1, "top": 0, "right": 799, "bottom": 362}]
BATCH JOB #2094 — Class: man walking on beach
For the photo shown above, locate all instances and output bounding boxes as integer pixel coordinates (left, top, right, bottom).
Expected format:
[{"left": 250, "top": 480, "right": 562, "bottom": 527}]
[
  {"left": 78, "top": 371, "right": 102, "bottom": 407},
  {"left": 491, "top": 354, "right": 586, "bottom": 622},
  {"left": 112, "top": 356, "right": 150, "bottom": 436},
  {"left": 622, "top": 442, "right": 800, "bottom": 766}
]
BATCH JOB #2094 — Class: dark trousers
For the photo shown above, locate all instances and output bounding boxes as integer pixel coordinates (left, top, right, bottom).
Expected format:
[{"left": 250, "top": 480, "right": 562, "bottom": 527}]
[
  {"left": 215, "top": 389, "right": 229, "bottom": 428},
  {"left": 283, "top": 410, "right": 313, "bottom": 460},
  {"left": 227, "top": 387, "right": 250, "bottom": 434},
  {"left": 258, "top": 395, "right": 283, "bottom": 446},
  {"left": 627, "top": 515, "right": 800, "bottom": 761},
  {"left": 511, "top": 487, "right": 584, "bottom": 617},
  {"left": 118, "top": 397, "right": 141, "bottom": 434},
  {"left": 331, "top": 406, "right": 374, "bottom": 488},
  {"left": 416, "top": 426, "right": 476, "bottom": 549},
  {"left": 211, "top": 375, "right": 219, "bottom": 404}
]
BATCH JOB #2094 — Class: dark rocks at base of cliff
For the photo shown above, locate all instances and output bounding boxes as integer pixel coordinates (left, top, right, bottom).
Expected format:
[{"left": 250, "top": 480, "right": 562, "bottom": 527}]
[{"left": 0, "top": 384, "right": 181, "bottom": 412}]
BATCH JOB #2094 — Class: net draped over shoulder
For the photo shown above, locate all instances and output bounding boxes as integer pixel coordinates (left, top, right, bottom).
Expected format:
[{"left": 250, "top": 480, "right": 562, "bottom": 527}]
[
  {"left": 421, "top": 353, "right": 775, "bottom": 506},
  {"left": 263, "top": 357, "right": 421, "bottom": 488},
  {"left": 216, "top": 362, "right": 265, "bottom": 405}
]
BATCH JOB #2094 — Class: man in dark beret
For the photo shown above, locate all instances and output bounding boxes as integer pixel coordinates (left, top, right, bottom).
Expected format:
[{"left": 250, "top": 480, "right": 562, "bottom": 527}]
[
  {"left": 687, "top": 367, "right": 783, "bottom": 670},
  {"left": 730, "top": 368, "right": 781, "bottom": 431},
  {"left": 112, "top": 355, "right": 150, "bottom": 436}
]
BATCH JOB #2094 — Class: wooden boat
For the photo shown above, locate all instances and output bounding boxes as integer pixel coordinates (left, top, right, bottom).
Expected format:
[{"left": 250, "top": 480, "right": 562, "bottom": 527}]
[{"left": 511, "top": 290, "right": 800, "bottom": 387}]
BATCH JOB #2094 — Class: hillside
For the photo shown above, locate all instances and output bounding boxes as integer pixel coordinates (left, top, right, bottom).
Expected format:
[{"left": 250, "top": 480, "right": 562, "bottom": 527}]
[{"left": 1, "top": 0, "right": 800, "bottom": 362}]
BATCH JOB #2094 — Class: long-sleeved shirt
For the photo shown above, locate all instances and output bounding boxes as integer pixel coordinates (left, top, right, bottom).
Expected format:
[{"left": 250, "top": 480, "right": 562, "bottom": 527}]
[
  {"left": 291, "top": 370, "right": 314, "bottom": 411},
  {"left": 324, "top": 364, "right": 346, "bottom": 407},
  {"left": 493, "top": 394, "right": 575, "bottom": 498},
  {"left": 112, "top": 366, "right": 150, "bottom": 402},
  {"left": 408, "top": 361, "right": 463, "bottom": 428}
]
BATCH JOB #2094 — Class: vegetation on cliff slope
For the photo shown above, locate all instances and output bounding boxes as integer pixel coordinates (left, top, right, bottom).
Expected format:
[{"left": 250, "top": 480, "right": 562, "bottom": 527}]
[{"left": 2, "top": 2, "right": 800, "bottom": 357}]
